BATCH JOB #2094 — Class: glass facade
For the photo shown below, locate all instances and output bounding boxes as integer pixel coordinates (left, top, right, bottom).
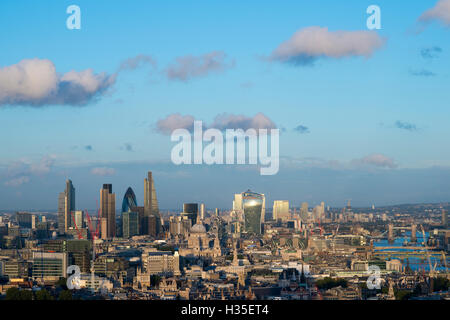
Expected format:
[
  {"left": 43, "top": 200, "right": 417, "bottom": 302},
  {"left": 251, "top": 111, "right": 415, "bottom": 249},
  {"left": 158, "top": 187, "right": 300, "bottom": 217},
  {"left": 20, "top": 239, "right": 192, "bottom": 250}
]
[
  {"left": 122, "top": 187, "right": 139, "bottom": 238},
  {"left": 122, "top": 187, "right": 137, "bottom": 213},
  {"left": 32, "top": 252, "right": 67, "bottom": 279},
  {"left": 242, "top": 190, "right": 265, "bottom": 234},
  {"left": 122, "top": 211, "right": 139, "bottom": 238}
]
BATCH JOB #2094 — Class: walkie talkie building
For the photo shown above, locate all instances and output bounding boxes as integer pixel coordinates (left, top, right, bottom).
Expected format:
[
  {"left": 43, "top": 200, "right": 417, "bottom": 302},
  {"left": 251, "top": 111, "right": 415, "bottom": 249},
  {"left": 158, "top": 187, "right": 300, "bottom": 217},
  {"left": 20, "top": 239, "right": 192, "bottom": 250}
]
[{"left": 241, "top": 190, "right": 265, "bottom": 234}]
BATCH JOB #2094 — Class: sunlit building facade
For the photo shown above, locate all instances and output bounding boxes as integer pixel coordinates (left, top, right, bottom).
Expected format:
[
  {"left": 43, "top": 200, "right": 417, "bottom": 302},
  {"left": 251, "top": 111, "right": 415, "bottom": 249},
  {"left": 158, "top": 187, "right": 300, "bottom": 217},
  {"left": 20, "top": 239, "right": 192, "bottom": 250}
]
[
  {"left": 144, "top": 171, "right": 160, "bottom": 236},
  {"left": 240, "top": 190, "right": 265, "bottom": 234},
  {"left": 100, "top": 184, "right": 116, "bottom": 239},
  {"left": 273, "top": 200, "right": 290, "bottom": 221}
]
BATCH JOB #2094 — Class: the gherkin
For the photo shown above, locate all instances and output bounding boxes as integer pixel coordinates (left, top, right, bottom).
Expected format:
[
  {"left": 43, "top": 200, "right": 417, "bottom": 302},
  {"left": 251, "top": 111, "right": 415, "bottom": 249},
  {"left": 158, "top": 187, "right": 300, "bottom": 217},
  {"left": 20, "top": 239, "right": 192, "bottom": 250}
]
[{"left": 122, "top": 187, "right": 137, "bottom": 213}]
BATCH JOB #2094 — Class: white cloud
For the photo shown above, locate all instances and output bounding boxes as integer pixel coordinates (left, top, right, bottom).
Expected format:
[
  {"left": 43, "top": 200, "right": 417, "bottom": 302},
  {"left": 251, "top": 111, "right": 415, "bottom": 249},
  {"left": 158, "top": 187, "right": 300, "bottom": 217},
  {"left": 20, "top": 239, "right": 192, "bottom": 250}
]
[
  {"left": 91, "top": 167, "right": 116, "bottom": 176},
  {"left": 119, "top": 54, "right": 157, "bottom": 71},
  {"left": 29, "top": 155, "right": 56, "bottom": 175},
  {"left": 156, "top": 113, "right": 196, "bottom": 134},
  {"left": 271, "top": 26, "right": 386, "bottom": 65},
  {"left": 282, "top": 154, "right": 397, "bottom": 170},
  {"left": 419, "top": 0, "right": 450, "bottom": 26},
  {"left": 155, "top": 112, "right": 277, "bottom": 135},
  {"left": 0, "top": 58, "right": 116, "bottom": 106},
  {"left": 4, "top": 176, "right": 30, "bottom": 187},
  {"left": 353, "top": 153, "right": 397, "bottom": 169},
  {"left": 2, "top": 155, "right": 55, "bottom": 187},
  {"left": 165, "top": 51, "right": 234, "bottom": 81},
  {"left": 211, "top": 113, "right": 277, "bottom": 131}
]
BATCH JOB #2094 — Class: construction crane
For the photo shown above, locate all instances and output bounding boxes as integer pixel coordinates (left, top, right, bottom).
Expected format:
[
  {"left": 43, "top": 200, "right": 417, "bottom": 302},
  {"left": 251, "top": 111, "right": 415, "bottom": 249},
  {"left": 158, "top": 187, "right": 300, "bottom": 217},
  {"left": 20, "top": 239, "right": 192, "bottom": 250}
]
[
  {"left": 334, "top": 224, "right": 340, "bottom": 237},
  {"left": 71, "top": 211, "right": 84, "bottom": 239}
]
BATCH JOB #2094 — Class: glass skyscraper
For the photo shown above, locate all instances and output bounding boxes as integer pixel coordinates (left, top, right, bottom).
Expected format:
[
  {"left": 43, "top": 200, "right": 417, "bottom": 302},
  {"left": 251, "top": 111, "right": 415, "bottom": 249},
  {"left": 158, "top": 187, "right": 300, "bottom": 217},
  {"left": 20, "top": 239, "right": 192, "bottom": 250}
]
[
  {"left": 122, "top": 187, "right": 137, "bottom": 213},
  {"left": 122, "top": 187, "right": 139, "bottom": 238},
  {"left": 58, "top": 179, "right": 75, "bottom": 234},
  {"left": 241, "top": 190, "right": 265, "bottom": 234},
  {"left": 100, "top": 184, "right": 116, "bottom": 239},
  {"left": 182, "top": 203, "right": 199, "bottom": 226},
  {"left": 144, "top": 171, "right": 160, "bottom": 236}
]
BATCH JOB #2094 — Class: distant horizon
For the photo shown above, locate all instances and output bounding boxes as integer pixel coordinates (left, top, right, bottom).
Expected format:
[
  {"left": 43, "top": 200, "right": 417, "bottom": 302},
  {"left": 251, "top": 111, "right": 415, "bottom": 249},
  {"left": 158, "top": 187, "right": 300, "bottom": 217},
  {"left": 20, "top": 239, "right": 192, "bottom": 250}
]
[{"left": 1, "top": 200, "right": 448, "bottom": 214}]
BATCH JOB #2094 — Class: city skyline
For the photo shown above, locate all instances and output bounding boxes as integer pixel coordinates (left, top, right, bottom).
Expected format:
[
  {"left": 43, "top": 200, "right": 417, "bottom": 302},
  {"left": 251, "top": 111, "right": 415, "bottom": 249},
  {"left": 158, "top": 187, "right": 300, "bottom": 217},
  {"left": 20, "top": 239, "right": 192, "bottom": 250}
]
[
  {"left": 1, "top": 0, "right": 450, "bottom": 305},
  {"left": 1, "top": 1, "right": 450, "bottom": 210}
]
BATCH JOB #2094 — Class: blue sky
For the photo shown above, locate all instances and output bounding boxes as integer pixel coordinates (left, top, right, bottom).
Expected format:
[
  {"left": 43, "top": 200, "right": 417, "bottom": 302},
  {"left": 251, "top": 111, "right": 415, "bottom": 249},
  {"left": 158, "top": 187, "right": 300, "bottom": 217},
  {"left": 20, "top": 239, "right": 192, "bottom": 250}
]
[{"left": 0, "top": 0, "right": 449, "bottom": 210}]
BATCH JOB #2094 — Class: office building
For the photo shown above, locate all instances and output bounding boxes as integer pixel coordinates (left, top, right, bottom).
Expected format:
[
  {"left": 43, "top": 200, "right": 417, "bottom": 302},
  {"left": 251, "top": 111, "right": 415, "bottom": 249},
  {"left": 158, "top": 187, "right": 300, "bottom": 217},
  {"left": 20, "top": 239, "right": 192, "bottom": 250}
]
[
  {"left": 58, "top": 179, "right": 75, "bottom": 234},
  {"left": 273, "top": 200, "right": 290, "bottom": 221},
  {"left": 300, "top": 202, "right": 309, "bottom": 222},
  {"left": 141, "top": 249, "right": 180, "bottom": 276},
  {"left": 32, "top": 251, "right": 68, "bottom": 282},
  {"left": 16, "top": 212, "right": 33, "bottom": 229},
  {"left": 144, "top": 171, "right": 160, "bottom": 236},
  {"left": 237, "top": 190, "right": 265, "bottom": 234},
  {"left": 182, "top": 203, "right": 199, "bottom": 226},
  {"left": 200, "top": 203, "right": 205, "bottom": 220},
  {"left": 122, "top": 211, "right": 139, "bottom": 238},
  {"left": 169, "top": 215, "right": 192, "bottom": 237},
  {"left": 121, "top": 187, "right": 139, "bottom": 238},
  {"left": 100, "top": 184, "right": 116, "bottom": 239},
  {"left": 71, "top": 210, "right": 84, "bottom": 229}
]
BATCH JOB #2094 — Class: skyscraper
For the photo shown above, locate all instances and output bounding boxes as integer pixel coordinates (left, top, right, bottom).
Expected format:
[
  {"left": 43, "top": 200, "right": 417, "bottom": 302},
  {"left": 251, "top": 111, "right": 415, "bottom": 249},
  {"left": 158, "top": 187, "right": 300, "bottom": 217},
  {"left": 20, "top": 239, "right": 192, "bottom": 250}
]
[
  {"left": 122, "top": 187, "right": 139, "bottom": 239},
  {"left": 72, "top": 210, "right": 84, "bottom": 229},
  {"left": 300, "top": 202, "right": 308, "bottom": 222},
  {"left": 182, "top": 203, "right": 199, "bottom": 226},
  {"left": 122, "top": 211, "right": 139, "bottom": 238},
  {"left": 16, "top": 212, "right": 33, "bottom": 228},
  {"left": 100, "top": 184, "right": 116, "bottom": 239},
  {"left": 144, "top": 171, "right": 160, "bottom": 236},
  {"left": 200, "top": 203, "right": 205, "bottom": 220},
  {"left": 273, "top": 200, "right": 290, "bottom": 221},
  {"left": 58, "top": 179, "right": 75, "bottom": 234},
  {"left": 240, "top": 190, "right": 265, "bottom": 234},
  {"left": 122, "top": 187, "right": 137, "bottom": 213}
]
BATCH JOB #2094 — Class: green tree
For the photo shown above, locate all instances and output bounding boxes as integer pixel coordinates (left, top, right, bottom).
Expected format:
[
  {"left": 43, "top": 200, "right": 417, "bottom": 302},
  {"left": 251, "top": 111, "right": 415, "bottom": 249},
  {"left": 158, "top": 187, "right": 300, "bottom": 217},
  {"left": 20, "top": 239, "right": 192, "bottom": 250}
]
[
  {"left": 5, "top": 287, "right": 20, "bottom": 300},
  {"left": 395, "top": 290, "right": 412, "bottom": 300},
  {"left": 58, "top": 290, "right": 73, "bottom": 300},
  {"left": 56, "top": 277, "right": 68, "bottom": 290},
  {"left": 316, "top": 277, "right": 348, "bottom": 290},
  {"left": 5, "top": 287, "right": 33, "bottom": 300},
  {"left": 35, "top": 289, "right": 54, "bottom": 300}
]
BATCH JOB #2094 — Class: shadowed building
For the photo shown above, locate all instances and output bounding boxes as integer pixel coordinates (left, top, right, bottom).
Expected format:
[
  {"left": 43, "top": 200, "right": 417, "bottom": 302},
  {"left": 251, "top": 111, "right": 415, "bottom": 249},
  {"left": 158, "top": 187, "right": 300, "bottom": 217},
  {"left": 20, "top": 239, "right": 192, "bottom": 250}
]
[
  {"left": 58, "top": 179, "right": 75, "bottom": 234},
  {"left": 182, "top": 203, "right": 199, "bottom": 226},
  {"left": 122, "top": 187, "right": 139, "bottom": 238},
  {"left": 144, "top": 171, "right": 160, "bottom": 237},
  {"left": 100, "top": 184, "right": 116, "bottom": 239}
]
